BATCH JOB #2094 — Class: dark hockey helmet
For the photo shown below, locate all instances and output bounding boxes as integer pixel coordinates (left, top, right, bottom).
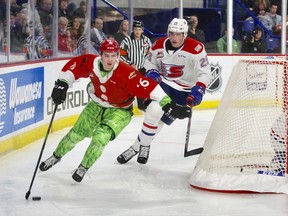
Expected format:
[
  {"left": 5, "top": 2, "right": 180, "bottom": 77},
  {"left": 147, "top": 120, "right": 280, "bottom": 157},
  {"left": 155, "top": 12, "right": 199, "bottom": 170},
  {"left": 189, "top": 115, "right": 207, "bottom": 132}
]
[
  {"left": 133, "top": 20, "right": 144, "bottom": 28},
  {"left": 99, "top": 39, "right": 120, "bottom": 54}
]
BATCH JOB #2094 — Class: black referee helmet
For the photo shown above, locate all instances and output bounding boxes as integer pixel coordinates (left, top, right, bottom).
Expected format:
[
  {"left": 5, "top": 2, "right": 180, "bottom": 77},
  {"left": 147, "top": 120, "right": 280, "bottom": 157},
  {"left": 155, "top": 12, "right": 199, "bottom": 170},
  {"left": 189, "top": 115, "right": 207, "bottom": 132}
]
[{"left": 133, "top": 20, "right": 144, "bottom": 28}]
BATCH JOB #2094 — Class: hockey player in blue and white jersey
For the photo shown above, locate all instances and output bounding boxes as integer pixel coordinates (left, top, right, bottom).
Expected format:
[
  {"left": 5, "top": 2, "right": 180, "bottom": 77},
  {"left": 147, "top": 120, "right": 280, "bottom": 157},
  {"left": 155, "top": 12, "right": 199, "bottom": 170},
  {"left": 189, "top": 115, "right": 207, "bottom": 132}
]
[{"left": 117, "top": 18, "right": 212, "bottom": 164}]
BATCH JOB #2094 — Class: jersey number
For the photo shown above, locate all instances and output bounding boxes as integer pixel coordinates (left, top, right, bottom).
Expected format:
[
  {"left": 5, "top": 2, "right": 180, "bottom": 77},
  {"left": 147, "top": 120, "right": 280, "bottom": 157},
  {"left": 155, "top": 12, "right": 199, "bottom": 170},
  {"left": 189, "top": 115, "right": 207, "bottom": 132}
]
[
  {"left": 200, "top": 56, "right": 209, "bottom": 68},
  {"left": 140, "top": 78, "right": 150, "bottom": 87}
]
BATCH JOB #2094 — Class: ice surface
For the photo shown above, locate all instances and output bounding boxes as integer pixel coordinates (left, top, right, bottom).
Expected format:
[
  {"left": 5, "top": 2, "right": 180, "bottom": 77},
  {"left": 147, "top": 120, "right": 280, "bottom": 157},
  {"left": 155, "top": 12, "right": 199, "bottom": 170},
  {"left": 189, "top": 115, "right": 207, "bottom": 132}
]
[{"left": 0, "top": 110, "right": 287, "bottom": 216}]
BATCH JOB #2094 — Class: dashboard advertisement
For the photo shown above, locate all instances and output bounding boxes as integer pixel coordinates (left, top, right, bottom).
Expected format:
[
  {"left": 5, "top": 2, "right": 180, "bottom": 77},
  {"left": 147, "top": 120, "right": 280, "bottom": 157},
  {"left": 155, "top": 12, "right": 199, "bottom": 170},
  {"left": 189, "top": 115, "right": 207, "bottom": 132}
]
[{"left": 0, "top": 67, "right": 44, "bottom": 137}]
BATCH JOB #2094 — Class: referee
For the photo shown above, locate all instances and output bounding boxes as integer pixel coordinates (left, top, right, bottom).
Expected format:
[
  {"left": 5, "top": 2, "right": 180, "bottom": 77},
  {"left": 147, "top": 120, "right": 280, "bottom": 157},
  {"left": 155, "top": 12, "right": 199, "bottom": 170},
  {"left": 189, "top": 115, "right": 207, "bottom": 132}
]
[{"left": 120, "top": 20, "right": 152, "bottom": 111}]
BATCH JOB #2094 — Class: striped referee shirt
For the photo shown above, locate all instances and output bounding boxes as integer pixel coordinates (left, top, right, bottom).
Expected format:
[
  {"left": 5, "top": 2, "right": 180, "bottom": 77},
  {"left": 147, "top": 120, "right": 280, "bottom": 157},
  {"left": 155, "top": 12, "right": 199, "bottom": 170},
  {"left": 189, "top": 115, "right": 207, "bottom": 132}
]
[{"left": 120, "top": 33, "right": 152, "bottom": 69}]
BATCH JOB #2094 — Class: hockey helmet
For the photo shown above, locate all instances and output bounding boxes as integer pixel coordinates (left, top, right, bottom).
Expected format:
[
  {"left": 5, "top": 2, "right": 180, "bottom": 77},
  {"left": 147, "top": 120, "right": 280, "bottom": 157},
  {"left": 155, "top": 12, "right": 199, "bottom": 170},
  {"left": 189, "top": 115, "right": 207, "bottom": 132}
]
[
  {"left": 99, "top": 39, "right": 120, "bottom": 54},
  {"left": 133, "top": 20, "right": 144, "bottom": 28},
  {"left": 167, "top": 18, "right": 188, "bottom": 37}
]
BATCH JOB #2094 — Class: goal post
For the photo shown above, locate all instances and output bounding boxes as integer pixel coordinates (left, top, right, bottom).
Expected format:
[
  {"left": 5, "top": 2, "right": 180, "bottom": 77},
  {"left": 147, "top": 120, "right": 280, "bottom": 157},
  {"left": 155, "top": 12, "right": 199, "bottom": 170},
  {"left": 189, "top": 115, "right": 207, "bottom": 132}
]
[{"left": 190, "top": 57, "right": 288, "bottom": 194}]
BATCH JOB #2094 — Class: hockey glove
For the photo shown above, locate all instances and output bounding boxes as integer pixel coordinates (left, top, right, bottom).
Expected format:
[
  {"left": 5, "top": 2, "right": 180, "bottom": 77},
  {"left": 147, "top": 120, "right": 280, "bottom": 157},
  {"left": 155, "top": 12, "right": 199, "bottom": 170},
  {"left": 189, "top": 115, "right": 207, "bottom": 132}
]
[
  {"left": 145, "top": 69, "right": 162, "bottom": 84},
  {"left": 187, "top": 84, "right": 206, "bottom": 107},
  {"left": 162, "top": 101, "right": 192, "bottom": 120},
  {"left": 51, "top": 79, "right": 69, "bottom": 105}
]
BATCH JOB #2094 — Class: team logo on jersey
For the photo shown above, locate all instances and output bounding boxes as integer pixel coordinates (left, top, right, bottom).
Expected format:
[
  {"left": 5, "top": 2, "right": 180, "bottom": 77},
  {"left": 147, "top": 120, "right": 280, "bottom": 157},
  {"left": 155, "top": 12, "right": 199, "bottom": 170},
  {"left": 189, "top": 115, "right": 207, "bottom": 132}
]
[
  {"left": 160, "top": 62, "right": 184, "bottom": 79},
  {"left": 70, "top": 62, "right": 76, "bottom": 70},
  {"left": 206, "top": 62, "right": 222, "bottom": 93},
  {"left": 129, "top": 71, "right": 137, "bottom": 79},
  {"left": 194, "top": 44, "right": 202, "bottom": 52},
  {"left": 156, "top": 51, "right": 164, "bottom": 58},
  {"left": 177, "top": 54, "right": 186, "bottom": 58}
]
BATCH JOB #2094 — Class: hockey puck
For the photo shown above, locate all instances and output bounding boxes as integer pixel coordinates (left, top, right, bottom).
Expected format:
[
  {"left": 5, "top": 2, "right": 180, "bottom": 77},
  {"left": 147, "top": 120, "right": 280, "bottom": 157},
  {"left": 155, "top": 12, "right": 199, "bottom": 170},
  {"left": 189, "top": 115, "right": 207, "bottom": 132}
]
[{"left": 32, "top": 196, "right": 41, "bottom": 201}]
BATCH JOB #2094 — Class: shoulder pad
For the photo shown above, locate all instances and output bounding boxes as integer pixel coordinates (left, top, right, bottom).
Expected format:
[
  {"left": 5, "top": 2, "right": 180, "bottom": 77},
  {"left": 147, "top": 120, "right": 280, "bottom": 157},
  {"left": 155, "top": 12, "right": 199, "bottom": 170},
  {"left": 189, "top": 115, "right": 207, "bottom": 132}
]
[
  {"left": 182, "top": 38, "right": 204, "bottom": 54},
  {"left": 151, "top": 37, "right": 168, "bottom": 51}
]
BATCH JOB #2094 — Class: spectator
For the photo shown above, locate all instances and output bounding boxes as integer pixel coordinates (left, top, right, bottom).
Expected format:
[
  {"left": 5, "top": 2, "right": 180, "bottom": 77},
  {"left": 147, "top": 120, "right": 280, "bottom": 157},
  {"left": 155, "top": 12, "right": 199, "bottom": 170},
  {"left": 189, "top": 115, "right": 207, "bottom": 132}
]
[
  {"left": 187, "top": 15, "right": 205, "bottom": 43},
  {"left": 246, "top": 1, "right": 268, "bottom": 22},
  {"left": 271, "top": 0, "right": 281, "bottom": 15},
  {"left": 120, "top": 20, "right": 152, "bottom": 111},
  {"left": 253, "top": 0, "right": 270, "bottom": 14},
  {"left": 71, "top": 0, "right": 86, "bottom": 22},
  {"left": 255, "top": 2, "right": 268, "bottom": 21},
  {"left": 58, "top": 16, "right": 72, "bottom": 53},
  {"left": 10, "top": 12, "right": 16, "bottom": 29},
  {"left": 10, "top": 0, "right": 22, "bottom": 15},
  {"left": 20, "top": 0, "right": 44, "bottom": 36},
  {"left": 216, "top": 27, "right": 240, "bottom": 53},
  {"left": 241, "top": 27, "right": 267, "bottom": 53},
  {"left": 67, "top": 17, "right": 84, "bottom": 50},
  {"left": 262, "top": 3, "right": 282, "bottom": 34},
  {"left": 107, "top": 34, "right": 115, "bottom": 40},
  {"left": 10, "top": 12, "right": 29, "bottom": 53},
  {"left": 58, "top": 0, "right": 72, "bottom": 20},
  {"left": 114, "top": 19, "right": 129, "bottom": 45},
  {"left": 67, "top": 0, "right": 77, "bottom": 13},
  {"left": 90, "top": 18, "right": 107, "bottom": 53},
  {"left": 37, "top": 0, "right": 53, "bottom": 41}
]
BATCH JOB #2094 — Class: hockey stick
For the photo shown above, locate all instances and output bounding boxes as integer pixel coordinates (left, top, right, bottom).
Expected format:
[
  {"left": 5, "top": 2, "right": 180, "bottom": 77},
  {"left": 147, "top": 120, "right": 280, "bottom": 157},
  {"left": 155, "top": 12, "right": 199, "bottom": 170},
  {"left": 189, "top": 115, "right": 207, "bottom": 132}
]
[
  {"left": 25, "top": 104, "right": 58, "bottom": 200},
  {"left": 184, "top": 109, "right": 204, "bottom": 157}
]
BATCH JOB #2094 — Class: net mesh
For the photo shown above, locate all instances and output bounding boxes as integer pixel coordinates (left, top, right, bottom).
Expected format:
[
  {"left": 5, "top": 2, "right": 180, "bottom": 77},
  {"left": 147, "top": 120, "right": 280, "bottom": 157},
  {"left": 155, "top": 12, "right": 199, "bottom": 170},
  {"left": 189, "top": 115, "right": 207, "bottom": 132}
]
[{"left": 190, "top": 57, "right": 288, "bottom": 194}]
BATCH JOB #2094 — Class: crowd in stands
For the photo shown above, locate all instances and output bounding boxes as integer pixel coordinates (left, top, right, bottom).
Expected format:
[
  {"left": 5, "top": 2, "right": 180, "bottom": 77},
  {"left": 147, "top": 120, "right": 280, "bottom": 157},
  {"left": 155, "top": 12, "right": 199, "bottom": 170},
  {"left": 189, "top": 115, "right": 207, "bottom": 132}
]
[
  {"left": 0, "top": 0, "right": 89, "bottom": 59},
  {"left": 0, "top": 0, "right": 287, "bottom": 61},
  {"left": 226, "top": 0, "right": 287, "bottom": 54},
  {"left": 0, "top": 0, "right": 127, "bottom": 60},
  {"left": 183, "top": 1, "right": 283, "bottom": 54}
]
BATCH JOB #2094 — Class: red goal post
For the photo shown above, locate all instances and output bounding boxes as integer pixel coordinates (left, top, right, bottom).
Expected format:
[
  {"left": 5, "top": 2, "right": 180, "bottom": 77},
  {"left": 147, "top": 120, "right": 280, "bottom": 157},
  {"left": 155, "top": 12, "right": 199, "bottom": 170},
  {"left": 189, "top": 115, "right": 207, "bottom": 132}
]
[{"left": 190, "top": 57, "right": 288, "bottom": 194}]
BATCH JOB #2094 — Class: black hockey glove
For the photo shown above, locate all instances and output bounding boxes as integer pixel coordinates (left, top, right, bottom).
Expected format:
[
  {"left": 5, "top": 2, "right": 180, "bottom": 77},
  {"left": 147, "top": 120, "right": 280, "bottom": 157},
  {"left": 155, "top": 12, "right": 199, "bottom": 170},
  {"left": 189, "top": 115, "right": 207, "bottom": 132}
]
[
  {"left": 51, "top": 79, "right": 68, "bottom": 105},
  {"left": 162, "top": 101, "right": 192, "bottom": 120}
]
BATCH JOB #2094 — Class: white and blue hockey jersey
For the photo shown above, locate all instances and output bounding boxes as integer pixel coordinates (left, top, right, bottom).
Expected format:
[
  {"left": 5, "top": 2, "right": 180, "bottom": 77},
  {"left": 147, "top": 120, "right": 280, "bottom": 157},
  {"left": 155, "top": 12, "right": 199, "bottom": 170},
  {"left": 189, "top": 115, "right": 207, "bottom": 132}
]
[{"left": 145, "top": 37, "right": 211, "bottom": 92}]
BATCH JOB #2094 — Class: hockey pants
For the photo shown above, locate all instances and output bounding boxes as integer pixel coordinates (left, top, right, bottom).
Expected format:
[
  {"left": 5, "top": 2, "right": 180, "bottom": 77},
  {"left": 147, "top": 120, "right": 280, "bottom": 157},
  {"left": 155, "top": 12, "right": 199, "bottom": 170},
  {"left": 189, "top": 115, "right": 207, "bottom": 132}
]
[{"left": 54, "top": 101, "right": 132, "bottom": 168}]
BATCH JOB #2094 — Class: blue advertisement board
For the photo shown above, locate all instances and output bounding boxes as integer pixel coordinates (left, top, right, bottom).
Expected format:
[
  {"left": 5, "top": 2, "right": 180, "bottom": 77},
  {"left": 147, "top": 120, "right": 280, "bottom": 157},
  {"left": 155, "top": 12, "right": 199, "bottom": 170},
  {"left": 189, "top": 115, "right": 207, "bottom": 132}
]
[{"left": 0, "top": 67, "right": 44, "bottom": 137}]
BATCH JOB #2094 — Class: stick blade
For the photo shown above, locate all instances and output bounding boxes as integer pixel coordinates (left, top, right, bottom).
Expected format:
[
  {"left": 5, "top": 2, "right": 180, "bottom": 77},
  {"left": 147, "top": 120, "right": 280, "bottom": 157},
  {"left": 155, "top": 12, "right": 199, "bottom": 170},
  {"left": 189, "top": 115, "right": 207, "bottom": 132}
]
[
  {"left": 184, "top": 147, "right": 204, "bottom": 157},
  {"left": 25, "top": 191, "right": 31, "bottom": 200}
]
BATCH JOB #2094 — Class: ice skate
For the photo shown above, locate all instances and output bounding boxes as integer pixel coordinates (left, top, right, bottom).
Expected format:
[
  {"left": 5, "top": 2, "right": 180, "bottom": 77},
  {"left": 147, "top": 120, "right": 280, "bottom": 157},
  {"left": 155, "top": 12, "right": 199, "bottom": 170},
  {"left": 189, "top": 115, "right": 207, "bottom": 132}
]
[
  {"left": 117, "top": 146, "right": 138, "bottom": 164},
  {"left": 39, "top": 154, "right": 61, "bottom": 171},
  {"left": 72, "top": 165, "right": 88, "bottom": 182},
  {"left": 137, "top": 145, "right": 150, "bottom": 164}
]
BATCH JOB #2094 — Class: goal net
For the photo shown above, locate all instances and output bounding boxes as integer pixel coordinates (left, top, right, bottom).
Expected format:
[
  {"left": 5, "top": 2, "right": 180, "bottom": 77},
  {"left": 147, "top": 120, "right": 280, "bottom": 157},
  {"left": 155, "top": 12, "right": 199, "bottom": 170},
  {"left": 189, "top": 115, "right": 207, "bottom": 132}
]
[{"left": 190, "top": 57, "right": 288, "bottom": 194}]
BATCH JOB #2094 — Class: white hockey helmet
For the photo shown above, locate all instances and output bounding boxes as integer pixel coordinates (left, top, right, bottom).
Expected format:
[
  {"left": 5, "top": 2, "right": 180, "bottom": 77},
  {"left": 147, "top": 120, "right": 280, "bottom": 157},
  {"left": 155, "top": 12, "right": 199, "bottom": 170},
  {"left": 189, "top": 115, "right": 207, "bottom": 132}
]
[{"left": 167, "top": 18, "right": 188, "bottom": 37}]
